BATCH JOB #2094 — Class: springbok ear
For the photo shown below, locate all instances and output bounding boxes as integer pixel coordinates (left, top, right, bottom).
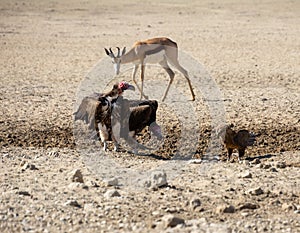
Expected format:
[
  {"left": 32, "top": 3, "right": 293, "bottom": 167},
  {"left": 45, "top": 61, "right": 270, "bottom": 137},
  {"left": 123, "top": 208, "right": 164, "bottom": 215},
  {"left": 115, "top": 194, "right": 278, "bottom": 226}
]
[
  {"left": 122, "top": 47, "right": 126, "bottom": 55},
  {"left": 104, "top": 48, "right": 110, "bottom": 56}
]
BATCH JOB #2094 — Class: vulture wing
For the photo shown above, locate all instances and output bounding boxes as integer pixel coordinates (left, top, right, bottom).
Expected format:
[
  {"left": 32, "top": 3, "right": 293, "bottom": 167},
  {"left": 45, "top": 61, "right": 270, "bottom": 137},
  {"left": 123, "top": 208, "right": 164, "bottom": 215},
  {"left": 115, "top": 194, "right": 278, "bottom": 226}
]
[{"left": 74, "top": 97, "right": 100, "bottom": 129}]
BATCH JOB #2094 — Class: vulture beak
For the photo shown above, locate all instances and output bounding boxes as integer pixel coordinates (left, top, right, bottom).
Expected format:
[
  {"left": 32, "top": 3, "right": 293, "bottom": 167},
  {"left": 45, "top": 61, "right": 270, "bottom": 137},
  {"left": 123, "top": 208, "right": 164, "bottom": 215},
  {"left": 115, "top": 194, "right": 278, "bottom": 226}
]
[{"left": 127, "top": 84, "right": 135, "bottom": 91}]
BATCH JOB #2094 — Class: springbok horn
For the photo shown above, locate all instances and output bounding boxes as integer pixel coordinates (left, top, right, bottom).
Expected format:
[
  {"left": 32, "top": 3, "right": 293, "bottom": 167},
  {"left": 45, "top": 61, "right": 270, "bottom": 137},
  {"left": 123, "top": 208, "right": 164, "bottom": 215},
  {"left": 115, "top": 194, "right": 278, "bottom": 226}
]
[
  {"left": 109, "top": 48, "right": 115, "bottom": 58},
  {"left": 116, "top": 47, "right": 120, "bottom": 57}
]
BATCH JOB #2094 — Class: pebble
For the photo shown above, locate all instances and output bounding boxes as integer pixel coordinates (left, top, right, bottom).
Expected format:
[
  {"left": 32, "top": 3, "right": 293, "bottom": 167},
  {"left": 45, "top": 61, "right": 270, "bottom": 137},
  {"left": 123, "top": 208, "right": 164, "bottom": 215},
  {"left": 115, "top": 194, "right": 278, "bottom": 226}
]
[
  {"left": 162, "top": 214, "right": 185, "bottom": 228},
  {"left": 247, "top": 187, "right": 264, "bottom": 196},
  {"left": 239, "top": 170, "right": 252, "bottom": 178},
  {"left": 104, "top": 189, "right": 121, "bottom": 198},
  {"left": 70, "top": 169, "right": 84, "bottom": 183},
  {"left": 251, "top": 158, "right": 261, "bottom": 164},
  {"left": 143, "top": 170, "right": 167, "bottom": 189},
  {"left": 103, "top": 178, "right": 118, "bottom": 187},
  {"left": 269, "top": 167, "right": 278, "bottom": 172},
  {"left": 68, "top": 182, "right": 88, "bottom": 190},
  {"left": 274, "top": 161, "right": 286, "bottom": 169},
  {"left": 238, "top": 203, "right": 259, "bottom": 210},
  {"left": 21, "top": 162, "right": 38, "bottom": 171},
  {"left": 282, "top": 203, "right": 296, "bottom": 211},
  {"left": 190, "top": 198, "right": 201, "bottom": 210},
  {"left": 64, "top": 200, "right": 81, "bottom": 208},
  {"left": 216, "top": 204, "right": 235, "bottom": 213},
  {"left": 188, "top": 159, "right": 202, "bottom": 164}
]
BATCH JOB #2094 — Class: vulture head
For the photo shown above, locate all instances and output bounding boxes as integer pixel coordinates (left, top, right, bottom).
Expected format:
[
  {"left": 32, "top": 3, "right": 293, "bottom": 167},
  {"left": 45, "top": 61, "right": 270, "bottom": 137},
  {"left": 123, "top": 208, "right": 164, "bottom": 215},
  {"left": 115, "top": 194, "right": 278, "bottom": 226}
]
[{"left": 104, "top": 81, "right": 135, "bottom": 101}]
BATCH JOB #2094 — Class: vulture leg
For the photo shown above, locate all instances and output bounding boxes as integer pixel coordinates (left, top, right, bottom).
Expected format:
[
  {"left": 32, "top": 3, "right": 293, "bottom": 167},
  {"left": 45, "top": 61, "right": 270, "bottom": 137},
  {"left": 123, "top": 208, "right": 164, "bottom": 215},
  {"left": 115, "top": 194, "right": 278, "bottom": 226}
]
[{"left": 238, "top": 148, "right": 246, "bottom": 162}]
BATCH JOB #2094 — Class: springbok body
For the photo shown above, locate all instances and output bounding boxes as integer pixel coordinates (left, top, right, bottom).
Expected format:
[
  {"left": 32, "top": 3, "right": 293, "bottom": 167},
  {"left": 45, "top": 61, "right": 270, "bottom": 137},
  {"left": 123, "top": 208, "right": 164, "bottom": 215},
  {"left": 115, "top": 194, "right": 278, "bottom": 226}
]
[{"left": 105, "top": 37, "right": 195, "bottom": 102}]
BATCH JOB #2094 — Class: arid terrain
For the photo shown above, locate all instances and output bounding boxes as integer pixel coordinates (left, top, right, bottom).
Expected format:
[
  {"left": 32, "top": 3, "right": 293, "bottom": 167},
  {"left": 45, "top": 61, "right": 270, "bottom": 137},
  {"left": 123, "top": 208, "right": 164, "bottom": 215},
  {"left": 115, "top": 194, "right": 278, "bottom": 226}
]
[{"left": 0, "top": 0, "right": 299, "bottom": 232}]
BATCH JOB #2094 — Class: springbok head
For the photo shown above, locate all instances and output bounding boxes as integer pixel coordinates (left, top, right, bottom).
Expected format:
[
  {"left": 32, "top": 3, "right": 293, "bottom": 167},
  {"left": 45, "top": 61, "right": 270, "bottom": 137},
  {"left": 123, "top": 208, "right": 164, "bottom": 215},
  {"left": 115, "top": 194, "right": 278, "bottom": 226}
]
[{"left": 104, "top": 47, "right": 126, "bottom": 75}]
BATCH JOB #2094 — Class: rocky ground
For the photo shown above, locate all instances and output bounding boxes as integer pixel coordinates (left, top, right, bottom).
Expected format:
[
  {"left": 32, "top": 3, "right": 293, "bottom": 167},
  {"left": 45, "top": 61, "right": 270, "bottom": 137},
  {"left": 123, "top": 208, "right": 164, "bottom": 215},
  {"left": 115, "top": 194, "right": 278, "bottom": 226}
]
[{"left": 0, "top": 0, "right": 299, "bottom": 232}]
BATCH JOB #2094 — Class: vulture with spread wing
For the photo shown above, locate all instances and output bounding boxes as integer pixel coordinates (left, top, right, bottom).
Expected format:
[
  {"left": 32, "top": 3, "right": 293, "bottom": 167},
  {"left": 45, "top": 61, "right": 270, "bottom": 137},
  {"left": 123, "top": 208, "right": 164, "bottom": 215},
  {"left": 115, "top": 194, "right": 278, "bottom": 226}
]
[
  {"left": 217, "top": 124, "right": 256, "bottom": 161},
  {"left": 74, "top": 81, "right": 135, "bottom": 151},
  {"left": 74, "top": 81, "right": 162, "bottom": 152}
]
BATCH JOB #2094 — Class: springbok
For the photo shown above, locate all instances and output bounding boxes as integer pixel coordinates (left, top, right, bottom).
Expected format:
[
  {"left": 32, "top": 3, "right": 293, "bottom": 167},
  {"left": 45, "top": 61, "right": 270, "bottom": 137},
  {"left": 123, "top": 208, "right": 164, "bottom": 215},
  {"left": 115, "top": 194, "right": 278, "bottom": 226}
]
[{"left": 104, "top": 37, "right": 195, "bottom": 102}]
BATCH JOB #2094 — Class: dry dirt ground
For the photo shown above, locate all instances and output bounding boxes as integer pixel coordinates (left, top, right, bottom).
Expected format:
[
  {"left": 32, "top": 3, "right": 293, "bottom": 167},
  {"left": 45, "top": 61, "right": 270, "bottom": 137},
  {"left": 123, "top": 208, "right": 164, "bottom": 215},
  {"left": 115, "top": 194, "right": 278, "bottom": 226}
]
[{"left": 0, "top": 0, "right": 300, "bottom": 232}]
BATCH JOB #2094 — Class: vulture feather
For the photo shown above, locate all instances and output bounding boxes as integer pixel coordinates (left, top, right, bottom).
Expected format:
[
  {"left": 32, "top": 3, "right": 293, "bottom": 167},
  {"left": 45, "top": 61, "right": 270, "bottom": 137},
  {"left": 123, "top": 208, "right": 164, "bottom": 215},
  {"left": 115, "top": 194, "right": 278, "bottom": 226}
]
[{"left": 74, "top": 81, "right": 135, "bottom": 151}]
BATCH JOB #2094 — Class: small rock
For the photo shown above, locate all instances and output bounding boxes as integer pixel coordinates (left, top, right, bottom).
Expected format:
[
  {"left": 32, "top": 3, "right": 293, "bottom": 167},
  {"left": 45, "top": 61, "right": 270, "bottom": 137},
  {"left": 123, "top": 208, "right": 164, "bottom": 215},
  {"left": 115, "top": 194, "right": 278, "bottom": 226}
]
[
  {"left": 251, "top": 158, "right": 260, "bottom": 164},
  {"left": 243, "top": 160, "right": 250, "bottom": 166},
  {"left": 190, "top": 198, "right": 201, "bottom": 210},
  {"left": 84, "top": 203, "right": 95, "bottom": 213},
  {"left": 70, "top": 169, "right": 84, "bottom": 183},
  {"left": 247, "top": 187, "right": 264, "bottom": 196},
  {"left": 216, "top": 204, "right": 235, "bottom": 214},
  {"left": 104, "top": 189, "right": 121, "bottom": 198},
  {"left": 241, "top": 212, "right": 249, "bottom": 217},
  {"left": 238, "top": 203, "right": 259, "bottom": 210},
  {"left": 17, "top": 191, "right": 31, "bottom": 196},
  {"left": 143, "top": 170, "right": 167, "bottom": 189},
  {"left": 282, "top": 203, "right": 296, "bottom": 211},
  {"left": 269, "top": 167, "right": 278, "bottom": 172},
  {"left": 188, "top": 159, "right": 202, "bottom": 164},
  {"left": 68, "top": 182, "right": 88, "bottom": 190},
  {"left": 21, "top": 162, "right": 38, "bottom": 171},
  {"left": 64, "top": 200, "right": 81, "bottom": 208},
  {"left": 103, "top": 178, "right": 118, "bottom": 187},
  {"left": 162, "top": 214, "right": 185, "bottom": 228},
  {"left": 88, "top": 180, "right": 100, "bottom": 187},
  {"left": 239, "top": 171, "right": 252, "bottom": 178},
  {"left": 275, "top": 161, "right": 286, "bottom": 169},
  {"left": 261, "top": 163, "right": 271, "bottom": 169}
]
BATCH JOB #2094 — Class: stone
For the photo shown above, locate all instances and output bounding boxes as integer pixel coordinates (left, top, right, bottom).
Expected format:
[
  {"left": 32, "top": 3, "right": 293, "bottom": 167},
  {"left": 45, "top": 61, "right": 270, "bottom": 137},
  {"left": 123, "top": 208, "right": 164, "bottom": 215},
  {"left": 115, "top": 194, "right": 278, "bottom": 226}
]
[
  {"left": 21, "top": 162, "right": 38, "bottom": 171},
  {"left": 64, "top": 200, "right": 81, "bottom": 208},
  {"left": 238, "top": 203, "right": 259, "bottom": 210},
  {"left": 269, "top": 167, "right": 278, "bottom": 172},
  {"left": 104, "top": 189, "right": 121, "bottom": 198},
  {"left": 70, "top": 169, "right": 84, "bottom": 183},
  {"left": 143, "top": 170, "right": 167, "bottom": 189},
  {"left": 68, "top": 182, "right": 88, "bottom": 190},
  {"left": 188, "top": 159, "right": 202, "bottom": 164},
  {"left": 247, "top": 187, "right": 264, "bottom": 196},
  {"left": 162, "top": 214, "right": 185, "bottom": 228},
  {"left": 282, "top": 203, "right": 296, "bottom": 211},
  {"left": 103, "top": 178, "right": 118, "bottom": 187},
  {"left": 275, "top": 161, "right": 286, "bottom": 169},
  {"left": 239, "top": 171, "right": 252, "bottom": 178},
  {"left": 190, "top": 198, "right": 201, "bottom": 210},
  {"left": 261, "top": 164, "right": 271, "bottom": 169},
  {"left": 251, "top": 158, "right": 261, "bottom": 165},
  {"left": 17, "top": 191, "right": 31, "bottom": 196},
  {"left": 243, "top": 160, "right": 250, "bottom": 166},
  {"left": 216, "top": 204, "right": 235, "bottom": 214}
]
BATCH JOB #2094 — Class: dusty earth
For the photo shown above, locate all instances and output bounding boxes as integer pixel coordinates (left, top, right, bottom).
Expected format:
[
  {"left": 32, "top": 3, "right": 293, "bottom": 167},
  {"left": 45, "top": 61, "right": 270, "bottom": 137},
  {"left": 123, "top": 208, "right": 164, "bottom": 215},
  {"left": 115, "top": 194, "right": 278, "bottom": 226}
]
[{"left": 1, "top": 0, "right": 300, "bottom": 232}]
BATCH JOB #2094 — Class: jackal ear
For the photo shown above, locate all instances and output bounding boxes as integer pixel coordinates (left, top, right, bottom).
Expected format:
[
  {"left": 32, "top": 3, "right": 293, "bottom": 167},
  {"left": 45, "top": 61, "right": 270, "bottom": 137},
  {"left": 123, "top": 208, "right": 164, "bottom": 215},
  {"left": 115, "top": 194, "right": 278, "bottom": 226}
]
[
  {"left": 104, "top": 48, "right": 110, "bottom": 56},
  {"left": 122, "top": 47, "right": 126, "bottom": 55}
]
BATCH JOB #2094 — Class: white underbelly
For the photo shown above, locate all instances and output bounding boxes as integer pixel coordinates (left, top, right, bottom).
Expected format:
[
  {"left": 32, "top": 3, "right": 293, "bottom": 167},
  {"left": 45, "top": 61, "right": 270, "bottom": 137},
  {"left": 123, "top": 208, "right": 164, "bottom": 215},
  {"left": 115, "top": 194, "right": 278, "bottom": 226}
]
[{"left": 143, "top": 50, "right": 165, "bottom": 64}]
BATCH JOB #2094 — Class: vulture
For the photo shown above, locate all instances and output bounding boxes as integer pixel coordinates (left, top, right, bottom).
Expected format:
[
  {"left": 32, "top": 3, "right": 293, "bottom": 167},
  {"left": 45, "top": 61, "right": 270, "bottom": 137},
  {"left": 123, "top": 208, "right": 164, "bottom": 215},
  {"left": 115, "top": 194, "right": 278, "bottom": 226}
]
[
  {"left": 217, "top": 124, "right": 256, "bottom": 161},
  {"left": 74, "top": 81, "right": 135, "bottom": 151},
  {"left": 110, "top": 97, "right": 163, "bottom": 152},
  {"left": 74, "top": 82, "right": 162, "bottom": 152}
]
